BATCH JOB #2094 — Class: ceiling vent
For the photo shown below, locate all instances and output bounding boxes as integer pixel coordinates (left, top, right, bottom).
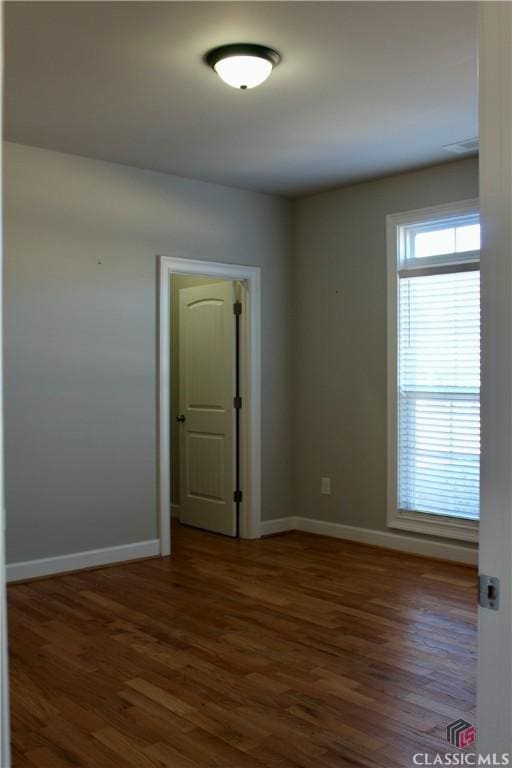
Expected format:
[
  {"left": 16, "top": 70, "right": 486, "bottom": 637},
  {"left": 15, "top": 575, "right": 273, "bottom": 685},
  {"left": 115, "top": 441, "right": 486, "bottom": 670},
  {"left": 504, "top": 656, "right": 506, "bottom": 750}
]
[{"left": 442, "top": 137, "right": 479, "bottom": 155}]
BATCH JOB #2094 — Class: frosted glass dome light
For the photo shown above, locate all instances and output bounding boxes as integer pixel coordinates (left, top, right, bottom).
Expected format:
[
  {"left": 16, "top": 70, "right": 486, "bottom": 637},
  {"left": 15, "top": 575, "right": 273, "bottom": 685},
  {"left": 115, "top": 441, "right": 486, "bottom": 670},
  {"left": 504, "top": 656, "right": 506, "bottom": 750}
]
[
  {"left": 206, "top": 44, "right": 281, "bottom": 90},
  {"left": 214, "top": 55, "right": 273, "bottom": 90}
]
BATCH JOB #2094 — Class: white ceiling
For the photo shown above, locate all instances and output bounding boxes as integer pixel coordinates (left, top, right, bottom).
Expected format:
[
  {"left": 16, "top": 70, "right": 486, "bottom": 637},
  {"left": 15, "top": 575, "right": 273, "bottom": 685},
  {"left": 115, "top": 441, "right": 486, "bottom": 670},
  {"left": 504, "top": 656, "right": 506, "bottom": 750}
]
[{"left": 4, "top": 1, "right": 478, "bottom": 197}]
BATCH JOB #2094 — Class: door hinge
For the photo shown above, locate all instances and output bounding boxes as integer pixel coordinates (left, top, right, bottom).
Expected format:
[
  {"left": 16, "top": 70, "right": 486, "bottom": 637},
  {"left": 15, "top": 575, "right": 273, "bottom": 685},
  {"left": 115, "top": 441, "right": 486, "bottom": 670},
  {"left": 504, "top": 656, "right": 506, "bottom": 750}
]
[
  {"left": 233, "top": 301, "right": 242, "bottom": 316},
  {"left": 479, "top": 574, "right": 500, "bottom": 610},
  {"left": 233, "top": 396, "right": 242, "bottom": 409},
  {"left": 233, "top": 490, "right": 243, "bottom": 503}
]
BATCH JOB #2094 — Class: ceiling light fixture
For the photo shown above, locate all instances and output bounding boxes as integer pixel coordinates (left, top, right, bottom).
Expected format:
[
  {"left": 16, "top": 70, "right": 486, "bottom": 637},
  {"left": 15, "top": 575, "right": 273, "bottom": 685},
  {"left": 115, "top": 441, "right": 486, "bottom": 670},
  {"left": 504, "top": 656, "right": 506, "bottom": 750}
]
[{"left": 205, "top": 43, "right": 281, "bottom": 90}]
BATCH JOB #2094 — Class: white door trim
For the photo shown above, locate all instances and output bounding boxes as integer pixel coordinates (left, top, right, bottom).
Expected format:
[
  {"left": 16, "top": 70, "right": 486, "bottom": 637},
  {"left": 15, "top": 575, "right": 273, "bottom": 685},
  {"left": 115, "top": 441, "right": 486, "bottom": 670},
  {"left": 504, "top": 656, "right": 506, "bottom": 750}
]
[
  {"left": 158, "top": 256, "right": 261, "bottom": 555},
  {"left": 0, "top": 12, "right": 10, "bottom": 764}
]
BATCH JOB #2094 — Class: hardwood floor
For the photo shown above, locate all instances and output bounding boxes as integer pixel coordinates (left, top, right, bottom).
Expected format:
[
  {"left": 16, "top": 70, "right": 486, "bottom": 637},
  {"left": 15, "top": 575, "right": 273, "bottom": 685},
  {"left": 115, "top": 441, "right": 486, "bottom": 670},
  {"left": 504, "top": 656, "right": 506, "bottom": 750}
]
[{"left": 8, "top": 525, "right": 477, "bottom": 767}]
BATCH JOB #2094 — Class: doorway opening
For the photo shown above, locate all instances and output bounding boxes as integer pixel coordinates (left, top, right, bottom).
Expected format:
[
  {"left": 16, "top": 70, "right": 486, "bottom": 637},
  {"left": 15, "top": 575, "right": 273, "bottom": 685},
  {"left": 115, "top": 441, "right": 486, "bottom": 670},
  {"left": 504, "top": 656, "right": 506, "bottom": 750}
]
[{"left": 158, "top": 257, "right": 261, "bottom": 556}]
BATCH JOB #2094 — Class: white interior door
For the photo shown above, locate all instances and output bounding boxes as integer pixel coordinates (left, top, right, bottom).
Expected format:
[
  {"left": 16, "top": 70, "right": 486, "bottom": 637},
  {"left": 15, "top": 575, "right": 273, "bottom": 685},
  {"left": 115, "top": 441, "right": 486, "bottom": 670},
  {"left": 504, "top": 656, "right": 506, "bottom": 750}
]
[
  {"left": 177, "top": 281, "right": 237, "bottom": 536},
  {"left": 477, "top": 2, "right": 512, "bottom": 752}
]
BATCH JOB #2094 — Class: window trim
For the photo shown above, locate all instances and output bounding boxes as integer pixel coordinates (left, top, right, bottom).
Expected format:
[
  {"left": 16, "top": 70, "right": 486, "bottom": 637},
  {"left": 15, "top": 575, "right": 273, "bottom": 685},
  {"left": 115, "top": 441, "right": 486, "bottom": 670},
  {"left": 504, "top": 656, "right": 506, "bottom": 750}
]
[{"left": 387, "top": 199, "right": 480, "bottom": 543}]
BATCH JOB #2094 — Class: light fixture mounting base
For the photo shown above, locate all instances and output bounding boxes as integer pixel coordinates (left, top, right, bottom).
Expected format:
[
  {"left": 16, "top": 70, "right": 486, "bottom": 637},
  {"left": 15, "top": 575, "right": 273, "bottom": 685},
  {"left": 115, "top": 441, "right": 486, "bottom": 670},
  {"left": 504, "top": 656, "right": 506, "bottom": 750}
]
[{"left": 205, "top": 43, "right": 281, "bottom": 71}]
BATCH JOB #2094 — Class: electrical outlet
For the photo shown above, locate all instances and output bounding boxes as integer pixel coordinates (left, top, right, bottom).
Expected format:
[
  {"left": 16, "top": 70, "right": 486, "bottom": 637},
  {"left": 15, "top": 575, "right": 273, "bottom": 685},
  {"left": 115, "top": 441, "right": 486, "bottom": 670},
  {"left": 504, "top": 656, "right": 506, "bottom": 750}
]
[{"left": 321, "top": 477, "right": 331, "bottom": 495}]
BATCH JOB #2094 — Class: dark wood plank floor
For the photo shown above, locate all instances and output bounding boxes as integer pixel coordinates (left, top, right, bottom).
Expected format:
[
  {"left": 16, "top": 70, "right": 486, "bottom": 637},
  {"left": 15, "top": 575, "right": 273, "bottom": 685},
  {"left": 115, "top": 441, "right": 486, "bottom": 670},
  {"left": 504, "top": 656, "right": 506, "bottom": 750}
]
[{"left": 8, "top": 525, "right": 477, "bottom": 767}]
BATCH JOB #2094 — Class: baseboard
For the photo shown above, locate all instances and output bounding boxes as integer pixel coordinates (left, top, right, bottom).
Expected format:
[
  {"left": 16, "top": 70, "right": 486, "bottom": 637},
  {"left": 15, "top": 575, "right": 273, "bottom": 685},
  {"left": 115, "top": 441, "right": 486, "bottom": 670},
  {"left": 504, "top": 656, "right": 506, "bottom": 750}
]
[
  {"left": 261, "top": 516, "right": 478, "bottom": 565},
  {"left": 260, "top": 517, "right": 298, "bottom": 536},
  {"left": 7, "top": 539, "right": 160, "bottom": 583},
  {"left": 171, "top": 504, "right": 181, "bottom": 519},
  {"left": 7, "top": 518, "right": 476, "bottom": 583}
]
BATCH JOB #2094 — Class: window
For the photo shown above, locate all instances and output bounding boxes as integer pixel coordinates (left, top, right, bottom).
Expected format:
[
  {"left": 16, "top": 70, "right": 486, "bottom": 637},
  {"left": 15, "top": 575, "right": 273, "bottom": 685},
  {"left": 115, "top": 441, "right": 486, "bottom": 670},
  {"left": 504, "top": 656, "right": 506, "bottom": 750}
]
[{"left": 387, "top": 200, "right": 480, "bottom": 542}]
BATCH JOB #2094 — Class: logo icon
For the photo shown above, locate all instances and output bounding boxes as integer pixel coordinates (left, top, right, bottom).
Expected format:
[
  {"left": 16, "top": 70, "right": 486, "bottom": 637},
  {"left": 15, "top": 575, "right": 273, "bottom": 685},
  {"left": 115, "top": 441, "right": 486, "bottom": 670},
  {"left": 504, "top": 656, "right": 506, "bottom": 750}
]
[{"left": 447, "top": 719, "right": 476, "bottom": 749}]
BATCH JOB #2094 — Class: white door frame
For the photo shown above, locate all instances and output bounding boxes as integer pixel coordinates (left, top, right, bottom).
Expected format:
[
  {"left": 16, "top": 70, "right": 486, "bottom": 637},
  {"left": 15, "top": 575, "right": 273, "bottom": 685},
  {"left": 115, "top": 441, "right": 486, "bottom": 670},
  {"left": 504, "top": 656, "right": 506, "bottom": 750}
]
[
  {"left": 0, "top": 5, "right": 10, "bottom": 764},
  {"left": 158, "top": 256, "right": 261, "bottom": 555}
]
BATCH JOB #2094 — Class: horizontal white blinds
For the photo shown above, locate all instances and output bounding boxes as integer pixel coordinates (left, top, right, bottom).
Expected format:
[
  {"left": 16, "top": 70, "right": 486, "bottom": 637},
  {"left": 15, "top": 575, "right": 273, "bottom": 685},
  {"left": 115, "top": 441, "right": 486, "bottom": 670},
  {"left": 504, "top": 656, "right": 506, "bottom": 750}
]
[{"left": 398, "top": 270, "right": 480, "bottom": 520}]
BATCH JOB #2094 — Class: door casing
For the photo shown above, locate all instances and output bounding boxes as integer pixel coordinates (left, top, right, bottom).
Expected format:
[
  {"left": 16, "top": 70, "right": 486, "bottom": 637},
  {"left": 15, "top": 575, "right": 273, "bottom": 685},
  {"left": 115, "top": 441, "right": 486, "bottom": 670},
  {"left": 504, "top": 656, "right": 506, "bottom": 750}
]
[{"left": 158, "top": 256, "right": 261, "bottom": 555}]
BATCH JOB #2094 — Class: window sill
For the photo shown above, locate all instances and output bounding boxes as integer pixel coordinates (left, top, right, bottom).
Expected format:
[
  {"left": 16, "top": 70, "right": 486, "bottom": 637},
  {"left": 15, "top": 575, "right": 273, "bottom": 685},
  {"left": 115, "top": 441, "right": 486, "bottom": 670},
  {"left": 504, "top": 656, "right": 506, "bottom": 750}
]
[{"left": 388, "top": 510, "right": 479, "bottom": 543}]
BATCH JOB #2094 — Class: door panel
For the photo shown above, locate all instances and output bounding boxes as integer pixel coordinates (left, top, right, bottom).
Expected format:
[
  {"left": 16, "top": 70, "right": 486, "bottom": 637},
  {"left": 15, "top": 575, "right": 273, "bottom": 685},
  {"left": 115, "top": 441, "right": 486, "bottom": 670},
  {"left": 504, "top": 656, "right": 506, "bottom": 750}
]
[
  {"left": 178, "top": 281, "right": 236, "bottom": 536},
  {"left": 187, "top": 432, "right": 225, "bottom": 501}
]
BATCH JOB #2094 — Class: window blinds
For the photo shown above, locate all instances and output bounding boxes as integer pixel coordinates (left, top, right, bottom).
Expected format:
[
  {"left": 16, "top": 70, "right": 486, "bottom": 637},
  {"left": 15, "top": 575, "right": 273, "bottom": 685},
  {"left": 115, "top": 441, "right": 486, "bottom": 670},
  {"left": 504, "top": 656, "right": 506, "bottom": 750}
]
[{"left": 398, "top": 269, "right": 480, "bottom": 520}]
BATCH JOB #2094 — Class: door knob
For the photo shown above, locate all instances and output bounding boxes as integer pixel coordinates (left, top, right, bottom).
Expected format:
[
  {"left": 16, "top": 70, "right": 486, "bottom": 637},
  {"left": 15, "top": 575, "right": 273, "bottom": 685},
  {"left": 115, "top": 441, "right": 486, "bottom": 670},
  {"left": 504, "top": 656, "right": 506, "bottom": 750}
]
[{"left": 176, "top": 414, "right": 186, "bottom": 423}]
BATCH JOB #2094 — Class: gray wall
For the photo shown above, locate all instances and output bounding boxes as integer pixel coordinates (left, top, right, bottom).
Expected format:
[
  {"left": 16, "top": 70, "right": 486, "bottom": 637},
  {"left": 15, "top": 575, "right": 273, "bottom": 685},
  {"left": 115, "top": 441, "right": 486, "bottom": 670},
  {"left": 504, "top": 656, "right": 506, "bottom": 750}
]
[
  {"left": 292, "top": 157, "right": 479, "bottom": 543},
  {"left": 4, "top": 142, "right": 293, "bottom": 563},
  {"left": 4, "top": 142, "right": 479, "bottom": 564}
]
